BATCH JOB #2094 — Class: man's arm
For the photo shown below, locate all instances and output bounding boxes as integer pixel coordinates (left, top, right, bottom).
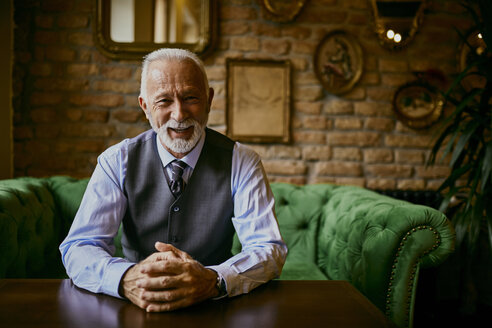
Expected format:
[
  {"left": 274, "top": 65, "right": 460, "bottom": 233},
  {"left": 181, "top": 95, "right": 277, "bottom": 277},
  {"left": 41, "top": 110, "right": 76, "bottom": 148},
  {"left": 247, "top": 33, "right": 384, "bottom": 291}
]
[
  {"left": 59, "top": 145, "right": 135, "bottom": 298},
  {"left": 207, "top": 143, "right": 288, "bottom": 296}
]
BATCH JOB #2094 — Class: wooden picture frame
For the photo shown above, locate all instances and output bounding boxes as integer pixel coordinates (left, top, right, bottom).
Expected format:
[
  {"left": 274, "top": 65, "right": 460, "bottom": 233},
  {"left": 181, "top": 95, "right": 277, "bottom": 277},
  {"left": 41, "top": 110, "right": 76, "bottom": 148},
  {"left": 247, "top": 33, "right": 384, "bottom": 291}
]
[{"left": 226, "top": 59, "right": 291, "bottom": 143}]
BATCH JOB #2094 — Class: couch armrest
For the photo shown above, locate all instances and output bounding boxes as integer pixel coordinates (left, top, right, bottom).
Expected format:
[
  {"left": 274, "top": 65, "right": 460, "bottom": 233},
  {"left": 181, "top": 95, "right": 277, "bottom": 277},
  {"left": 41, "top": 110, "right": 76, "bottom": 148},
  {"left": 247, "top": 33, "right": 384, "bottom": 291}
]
[
  {"left": 0, "top": 177, "right": 63, "bottom": 278},
  {"left": 316, "top": 185, "right": 455, "bottom": 328}
]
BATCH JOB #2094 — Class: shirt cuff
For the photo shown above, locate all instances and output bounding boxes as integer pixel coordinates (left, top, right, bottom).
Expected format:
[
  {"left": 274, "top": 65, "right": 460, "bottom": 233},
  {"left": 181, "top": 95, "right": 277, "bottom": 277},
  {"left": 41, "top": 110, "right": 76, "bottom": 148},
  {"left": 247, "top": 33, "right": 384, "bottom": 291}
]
[
  {"left": 102, "top": 261, "right": 136, "bottom": 299},
  {"left": 206, "top": 264, "right": 239, "bottom": 298}
]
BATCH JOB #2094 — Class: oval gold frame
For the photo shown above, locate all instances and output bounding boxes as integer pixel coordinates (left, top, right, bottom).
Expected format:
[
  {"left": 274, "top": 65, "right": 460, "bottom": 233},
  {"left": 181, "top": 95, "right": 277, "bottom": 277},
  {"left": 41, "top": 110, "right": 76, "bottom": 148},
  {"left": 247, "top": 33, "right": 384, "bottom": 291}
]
[
  {"left": 314, "top": 30, "right": 364, "bottom": 95},
  {"left": 260, "top": 0, "right": 308, "bottom": 23},
  {"left": 393, "top": 81, "right": 443, "bottom": 129}
]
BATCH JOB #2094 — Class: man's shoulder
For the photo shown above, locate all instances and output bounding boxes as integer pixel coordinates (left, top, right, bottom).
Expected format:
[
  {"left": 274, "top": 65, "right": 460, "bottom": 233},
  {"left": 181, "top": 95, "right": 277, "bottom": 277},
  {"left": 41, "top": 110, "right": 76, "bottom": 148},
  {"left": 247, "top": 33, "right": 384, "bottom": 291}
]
[
  {"left": 205, "top": 128, "right": 235, "bottom": 150},
  {"left": 101, "top": 129, "right": 155, "bottom": 159}
]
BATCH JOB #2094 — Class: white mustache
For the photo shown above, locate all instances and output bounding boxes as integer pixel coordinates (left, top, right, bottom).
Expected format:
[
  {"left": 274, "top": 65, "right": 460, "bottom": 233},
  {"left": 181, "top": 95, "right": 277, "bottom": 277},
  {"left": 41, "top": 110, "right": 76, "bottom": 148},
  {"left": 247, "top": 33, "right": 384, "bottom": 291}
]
[{"left": 164, "top": 119, "right": 197, "bottom": 129}]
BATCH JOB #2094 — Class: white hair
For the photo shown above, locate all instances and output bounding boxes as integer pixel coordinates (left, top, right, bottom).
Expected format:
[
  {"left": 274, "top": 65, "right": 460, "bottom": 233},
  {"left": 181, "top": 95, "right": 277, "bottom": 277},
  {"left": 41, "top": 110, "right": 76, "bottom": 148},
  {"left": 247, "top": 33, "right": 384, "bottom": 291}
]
[{"left": 139, "top": 48, "right": 209, "bottom": 101}]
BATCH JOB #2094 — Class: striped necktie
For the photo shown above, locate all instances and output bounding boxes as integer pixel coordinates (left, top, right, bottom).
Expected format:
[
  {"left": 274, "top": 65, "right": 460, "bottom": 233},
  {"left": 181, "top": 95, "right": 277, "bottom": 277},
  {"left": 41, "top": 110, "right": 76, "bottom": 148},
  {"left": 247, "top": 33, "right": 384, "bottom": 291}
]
[{"left": 169, "top": 160, "right": 187, "bottom": 198}]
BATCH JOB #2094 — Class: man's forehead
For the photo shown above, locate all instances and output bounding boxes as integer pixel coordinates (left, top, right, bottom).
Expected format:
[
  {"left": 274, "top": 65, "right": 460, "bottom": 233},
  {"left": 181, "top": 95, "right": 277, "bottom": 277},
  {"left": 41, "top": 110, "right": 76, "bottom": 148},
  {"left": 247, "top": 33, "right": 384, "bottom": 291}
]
[{"left": 147, "top": 59, "right": 204, "bottom": 85}]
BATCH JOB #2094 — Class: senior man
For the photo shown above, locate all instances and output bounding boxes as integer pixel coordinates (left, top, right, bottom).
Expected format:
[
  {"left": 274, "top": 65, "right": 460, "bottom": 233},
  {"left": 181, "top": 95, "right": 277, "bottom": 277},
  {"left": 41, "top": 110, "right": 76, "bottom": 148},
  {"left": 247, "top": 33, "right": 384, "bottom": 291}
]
[{"left": 60, "top": 48, "right": 287, "bottom": 312}]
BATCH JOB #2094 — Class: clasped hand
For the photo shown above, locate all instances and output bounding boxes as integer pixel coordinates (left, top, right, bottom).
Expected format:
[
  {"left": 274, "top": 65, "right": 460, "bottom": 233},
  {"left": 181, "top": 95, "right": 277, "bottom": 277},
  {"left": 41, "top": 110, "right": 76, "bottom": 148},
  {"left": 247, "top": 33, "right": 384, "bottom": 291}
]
[{"left": 120, "top": 242, "right": 219, "bottom": 312}]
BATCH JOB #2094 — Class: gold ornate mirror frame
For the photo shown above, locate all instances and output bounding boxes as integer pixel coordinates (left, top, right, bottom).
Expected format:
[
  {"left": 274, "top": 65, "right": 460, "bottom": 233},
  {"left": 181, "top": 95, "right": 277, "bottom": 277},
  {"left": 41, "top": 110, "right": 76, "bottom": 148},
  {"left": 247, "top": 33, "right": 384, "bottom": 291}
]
[
  {"left": 260, "top": 0, "right": 308, "bottom": 23},
  {"left": 93, "top": 0, "right": 218, "bottom": 60},
  {"left": 369, "top": 0, "right": 427, "bottom": 50}
]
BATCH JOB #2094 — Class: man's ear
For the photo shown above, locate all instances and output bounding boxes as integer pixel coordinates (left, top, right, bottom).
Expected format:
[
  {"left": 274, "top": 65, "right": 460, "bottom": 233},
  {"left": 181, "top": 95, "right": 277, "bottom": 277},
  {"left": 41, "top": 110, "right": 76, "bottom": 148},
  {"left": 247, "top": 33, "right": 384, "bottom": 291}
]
[
  {"left": 139, "top": 96, "right": 150, "bottom": 119},
  {"left": 207, "top": 88, "right": 214, "bottom": 113}
]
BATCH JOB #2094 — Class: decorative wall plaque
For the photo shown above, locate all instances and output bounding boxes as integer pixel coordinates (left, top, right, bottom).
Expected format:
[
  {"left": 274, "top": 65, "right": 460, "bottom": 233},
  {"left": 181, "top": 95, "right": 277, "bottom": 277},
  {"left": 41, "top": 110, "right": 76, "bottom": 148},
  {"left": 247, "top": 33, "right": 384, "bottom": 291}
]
[
  {"left": 260, "top": 0, "right": 308, "bottom": 23},
  {"left": 314, "top": 30, "right": 363, "bottom": 95},
  {"left": 393, "top": 81, "right": 443, "bottom": 129}
]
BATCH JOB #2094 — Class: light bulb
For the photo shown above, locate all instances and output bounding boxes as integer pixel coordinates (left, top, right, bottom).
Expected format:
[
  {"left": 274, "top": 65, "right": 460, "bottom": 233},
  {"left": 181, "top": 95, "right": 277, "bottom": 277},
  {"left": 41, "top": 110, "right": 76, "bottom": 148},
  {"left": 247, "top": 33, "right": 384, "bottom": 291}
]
[
  {"left": 386, "top": 29, "right": 395, "bottom": 39},
  {"left": 394, "top": 33, "right": 402, "bottom": 43}
]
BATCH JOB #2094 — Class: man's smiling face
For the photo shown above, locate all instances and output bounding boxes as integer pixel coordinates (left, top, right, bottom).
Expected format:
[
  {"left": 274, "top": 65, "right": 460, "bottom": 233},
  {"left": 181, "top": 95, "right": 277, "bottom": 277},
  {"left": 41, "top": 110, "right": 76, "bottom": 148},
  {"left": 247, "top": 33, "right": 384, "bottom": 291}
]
[{"left": 139, "top": 58, "right": 214, "bottom": 158}]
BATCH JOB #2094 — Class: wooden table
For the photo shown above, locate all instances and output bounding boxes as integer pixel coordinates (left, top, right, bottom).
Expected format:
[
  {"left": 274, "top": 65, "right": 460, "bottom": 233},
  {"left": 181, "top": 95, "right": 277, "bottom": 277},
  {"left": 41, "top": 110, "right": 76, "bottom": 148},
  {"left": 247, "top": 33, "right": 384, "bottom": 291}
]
[{"left": 0, "top": 279, "right": 395, "bottom": 328}]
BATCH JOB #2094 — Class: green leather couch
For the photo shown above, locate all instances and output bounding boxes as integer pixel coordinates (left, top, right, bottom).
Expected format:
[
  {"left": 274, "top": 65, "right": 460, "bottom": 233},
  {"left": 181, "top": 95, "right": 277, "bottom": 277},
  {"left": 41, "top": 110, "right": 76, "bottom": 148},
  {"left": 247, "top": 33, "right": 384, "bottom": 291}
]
[{"left": 0, "top": 176, "right": 455, "bottom": 328}]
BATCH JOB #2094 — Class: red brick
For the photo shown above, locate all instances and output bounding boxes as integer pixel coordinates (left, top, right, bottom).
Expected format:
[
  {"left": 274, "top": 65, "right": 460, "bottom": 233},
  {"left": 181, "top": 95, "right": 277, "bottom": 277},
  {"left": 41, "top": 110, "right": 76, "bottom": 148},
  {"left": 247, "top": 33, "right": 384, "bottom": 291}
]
[
  {"left": 57, "top": 15, "right": 89, "bottom": 28},
  {"left": 84, "top": 109, "right": 109, "bottom": 123},
  {"left": 397, "top": 180, "right": 426, "bottom": 190},
  {"left": 111, "top": 109, "right": 143, "bottom": 123},
  {"left": 30, "top": 92, "right": 63, "bottom": 106},
  {"left": 334, "top": 118, "right": 363, "bottom": 130},
  {"left": 314, "top": 161, "right": 363, "bottom": 176},
  {"left": 302, "top": 146, "right": 331, "bottom": 161},
  {"left": 30, "top": 108, "right": 57, "bottom": 123},
  {"left": 281, "top": 26, "right": 311, "bottom": 39},
  {"left": 263, "top": 160, "right": 307, "bottom": 175},
  {"left": 364, "top": 148, "right": 393, "bottom": 163},
  {"left": 293, "top": 131, "right": 326, "bottom": 144},
  {"left": 45, "top": 47, "right": 76, "bottom": 62},
  {"left": 324, "top": 99, "right": 354, "bottom": 115},
  {"left": 61, "top": 124, "right": 115, "bottom": 138},
  {"left": 221, "top": 6, "right": 257, "bottom": 20},
  {"left": 327, "top": 132, "right": 381, "bottom": 147},
  {"left": 69, "top": 94, "right": 124, "bottom": 107},
  {"left": 385, "top": 135, "right": 434, "bottom": 148},
  {"left": 100, "top": 67, "right": 133, "bottom": 80},
  {"left": 270, "top": 146, "right": 302, "bottom": 159},
  {"left": 269, "top": 176, "right": 306, "bottom": 185},
  {"left": 364, "top": 117, "right": 395, "bottom": 131},
  {"left": 221, "top": 21, "right": 250, "bottom": 35},
  {"left": 230, "top": 36, "right": 260, "bottom": 51},
  {"left": 92, "top": 80, "right": 139, "bottom": 93},
  {"left": 295, "top": 102, "right": 322, "bottom": 115},
  {"left": 366, "top": 164, "right": 413, "bottom": 178},
  {"left": 302, "top": 116, "right": 327, "bottom": 129},
  {"left": 67, "top": 32, "right": 93, "bottom": 46},
  {"left": 262, "top": 39, "right": 290, "bottom": 55},
  {"left": 366, "top": 178, "right": 396, "bottom": 190}
]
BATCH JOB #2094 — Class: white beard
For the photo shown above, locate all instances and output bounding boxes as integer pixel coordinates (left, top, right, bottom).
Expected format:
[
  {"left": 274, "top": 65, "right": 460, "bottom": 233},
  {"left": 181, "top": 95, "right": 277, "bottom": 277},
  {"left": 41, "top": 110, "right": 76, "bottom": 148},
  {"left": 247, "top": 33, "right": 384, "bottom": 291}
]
[{"left": 149, "top": 116, "right": 206, "bottom": 155}]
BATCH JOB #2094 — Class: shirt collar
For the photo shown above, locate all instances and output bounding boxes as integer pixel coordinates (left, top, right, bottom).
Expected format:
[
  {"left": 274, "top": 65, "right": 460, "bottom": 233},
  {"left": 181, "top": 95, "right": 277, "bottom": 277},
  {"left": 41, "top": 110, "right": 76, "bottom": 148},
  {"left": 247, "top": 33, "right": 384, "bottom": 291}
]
[{"left": 155, "top": 130, "right": 206, "bottom": 170}]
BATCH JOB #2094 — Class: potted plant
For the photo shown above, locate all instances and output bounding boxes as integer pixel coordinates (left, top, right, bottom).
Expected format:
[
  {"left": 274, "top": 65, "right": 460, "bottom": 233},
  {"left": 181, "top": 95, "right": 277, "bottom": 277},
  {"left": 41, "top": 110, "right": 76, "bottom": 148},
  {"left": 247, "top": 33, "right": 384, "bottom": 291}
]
[{"left": 427, "top": 0, "right": 492, "bottom": 320}]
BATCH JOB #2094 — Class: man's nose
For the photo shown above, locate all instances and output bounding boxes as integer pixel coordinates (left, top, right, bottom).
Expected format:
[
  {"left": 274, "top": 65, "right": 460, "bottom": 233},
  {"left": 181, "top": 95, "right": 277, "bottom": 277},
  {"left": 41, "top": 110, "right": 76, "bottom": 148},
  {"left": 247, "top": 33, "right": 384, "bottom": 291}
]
[{"left": 169, "top": 100, "right": 187, "bottom": 122}]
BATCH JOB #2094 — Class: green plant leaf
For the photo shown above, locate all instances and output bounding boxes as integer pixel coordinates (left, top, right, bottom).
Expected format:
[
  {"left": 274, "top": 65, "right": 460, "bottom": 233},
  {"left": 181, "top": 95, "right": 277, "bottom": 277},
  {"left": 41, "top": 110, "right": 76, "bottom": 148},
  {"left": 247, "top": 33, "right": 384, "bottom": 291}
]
[
  {"left": 481, "top": 142, "right": 492, "bottom": 192},
  {"left": 437, "top": 162, "right": 472, "bottom": 192},
  {"left": 450, "top": 120, "right": 480, "bottom": 166}
]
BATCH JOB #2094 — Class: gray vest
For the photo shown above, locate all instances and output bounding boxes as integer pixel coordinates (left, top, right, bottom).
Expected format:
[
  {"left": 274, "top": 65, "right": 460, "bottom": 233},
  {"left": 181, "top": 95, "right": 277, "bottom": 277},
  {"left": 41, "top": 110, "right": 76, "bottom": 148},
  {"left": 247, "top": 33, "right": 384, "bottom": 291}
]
[{"left": 121, "top": 128, "right": 235, "bottom": 265}]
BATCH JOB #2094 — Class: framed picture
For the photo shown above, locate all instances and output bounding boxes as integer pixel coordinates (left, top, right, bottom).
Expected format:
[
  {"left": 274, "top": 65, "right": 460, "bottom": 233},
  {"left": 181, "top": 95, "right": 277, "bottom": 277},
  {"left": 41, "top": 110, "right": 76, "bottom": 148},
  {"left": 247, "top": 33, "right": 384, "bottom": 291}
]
[
  {"left": 260, "top": 0, "right": 308, "bottom": 23},
  {"left": 314, "top": 30, "right": 363, "bottom": 95},
  {"left": 393, "top": 81, "right": 443, "bottom": 129},
  {"left": 226, "top": 59, "right": 291, "bottom": 143}
]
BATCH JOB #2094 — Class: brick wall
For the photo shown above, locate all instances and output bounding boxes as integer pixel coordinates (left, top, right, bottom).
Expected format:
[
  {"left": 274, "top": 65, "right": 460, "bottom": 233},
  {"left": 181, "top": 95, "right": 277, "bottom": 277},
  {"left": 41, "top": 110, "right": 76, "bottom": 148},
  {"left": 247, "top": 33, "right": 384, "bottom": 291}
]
[{"left": 12, "top": 0, "right": 472, "bottom": 189}]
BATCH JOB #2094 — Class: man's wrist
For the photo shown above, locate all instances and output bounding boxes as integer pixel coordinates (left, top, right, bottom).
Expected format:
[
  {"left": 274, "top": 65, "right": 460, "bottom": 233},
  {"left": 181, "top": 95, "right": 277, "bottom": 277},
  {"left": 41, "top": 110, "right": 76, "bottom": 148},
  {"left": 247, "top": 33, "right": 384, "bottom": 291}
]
[{"left": 210, "top": 269, "right": 227, "bottom": 298}]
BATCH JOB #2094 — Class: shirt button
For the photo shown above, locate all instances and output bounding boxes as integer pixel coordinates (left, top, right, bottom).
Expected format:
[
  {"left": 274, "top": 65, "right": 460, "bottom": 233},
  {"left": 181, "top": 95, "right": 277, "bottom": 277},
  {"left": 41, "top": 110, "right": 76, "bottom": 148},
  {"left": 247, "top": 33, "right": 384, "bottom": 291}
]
[
  {"left": 173, "top": 206, "right": 180, "bottom": 212},
  {"left": 172, "top": 235, "right": 178, "bottom": 242}
]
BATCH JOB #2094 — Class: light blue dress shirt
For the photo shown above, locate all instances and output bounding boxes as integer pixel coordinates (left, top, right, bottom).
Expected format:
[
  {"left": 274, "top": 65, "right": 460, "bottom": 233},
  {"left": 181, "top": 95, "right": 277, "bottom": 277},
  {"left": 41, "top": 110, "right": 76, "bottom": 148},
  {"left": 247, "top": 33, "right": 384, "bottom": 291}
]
[{"left": 59, "top": 130, "right": 287, "bottom": 299}]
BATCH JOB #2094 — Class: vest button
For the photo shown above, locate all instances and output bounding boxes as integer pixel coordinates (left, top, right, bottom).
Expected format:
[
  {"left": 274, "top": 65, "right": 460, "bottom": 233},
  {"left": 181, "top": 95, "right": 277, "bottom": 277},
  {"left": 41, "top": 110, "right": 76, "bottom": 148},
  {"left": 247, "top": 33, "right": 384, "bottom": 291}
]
[
  {"left": 173, "top": 206, "right": 180, "bottom": 212},
  {"left": 172, "top": 235, "right": 178, "bottom": 242}
]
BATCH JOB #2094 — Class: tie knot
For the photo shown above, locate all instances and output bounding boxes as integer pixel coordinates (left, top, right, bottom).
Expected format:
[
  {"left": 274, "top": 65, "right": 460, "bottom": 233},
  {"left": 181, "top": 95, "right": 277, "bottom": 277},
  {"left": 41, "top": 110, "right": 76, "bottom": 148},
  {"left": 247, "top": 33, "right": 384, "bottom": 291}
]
[{"left": 170, "top": 160, "right": 187, "bottom": 179}]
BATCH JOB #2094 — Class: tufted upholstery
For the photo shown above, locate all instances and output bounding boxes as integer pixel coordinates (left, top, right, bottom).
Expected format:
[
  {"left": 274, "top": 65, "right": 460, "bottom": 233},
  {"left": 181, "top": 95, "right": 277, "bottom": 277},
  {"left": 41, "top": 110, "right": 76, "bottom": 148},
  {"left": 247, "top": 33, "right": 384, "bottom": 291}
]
[{"left": 0, "top": 177, "right": 455, "bottom": 328}]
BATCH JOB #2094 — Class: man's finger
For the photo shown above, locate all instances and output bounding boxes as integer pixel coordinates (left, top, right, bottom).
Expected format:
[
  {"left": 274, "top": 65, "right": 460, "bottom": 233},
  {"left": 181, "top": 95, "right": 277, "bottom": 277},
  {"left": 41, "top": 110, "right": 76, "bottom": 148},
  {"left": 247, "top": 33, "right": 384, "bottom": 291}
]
[
  {"left": 155, "top": 242, "right": 193, "bottom": 260},
  {"left": 145, "top": 296, "right": 194, "bottom": 313},
  {"left": 137, "top": 275, "right": 179, "bottom": 290},
  {"left": 140, "top": 259, "right": 189, "bottom": 275}
]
